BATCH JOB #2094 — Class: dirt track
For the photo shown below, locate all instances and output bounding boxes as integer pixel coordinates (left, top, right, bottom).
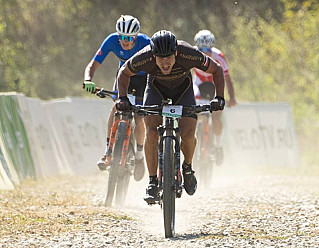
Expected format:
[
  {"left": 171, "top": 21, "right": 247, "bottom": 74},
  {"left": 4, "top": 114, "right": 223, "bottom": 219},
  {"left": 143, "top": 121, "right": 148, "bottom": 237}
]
[{"left": 0, "top": 165, "right": 319, "bottom": 248}]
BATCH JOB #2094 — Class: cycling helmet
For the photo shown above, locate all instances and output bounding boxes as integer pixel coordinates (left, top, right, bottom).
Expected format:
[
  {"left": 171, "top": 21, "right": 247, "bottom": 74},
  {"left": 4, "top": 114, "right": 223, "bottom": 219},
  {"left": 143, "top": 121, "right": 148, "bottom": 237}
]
[
  {"left": 150, "top": 30, "right": 177, "bottom": 57},
  {"left": 116, "top": 15, "right": 140, "bottom": 36},
  {"left": 194, "top": 30, "right": 215, "bottom": 48}
]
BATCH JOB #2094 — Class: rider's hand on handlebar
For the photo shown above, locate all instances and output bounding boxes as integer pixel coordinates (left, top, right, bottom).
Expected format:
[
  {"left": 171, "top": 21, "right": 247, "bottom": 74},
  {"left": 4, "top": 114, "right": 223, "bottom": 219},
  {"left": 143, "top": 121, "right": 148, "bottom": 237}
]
[
  {"left": 83, "top": 81, "right": 96, "bottom": 93},
  {"left": 210, "top": 96, "right": 225, "bottom": 112},
  {"left": 115, "top": 96, "right": 132, "bottom": 111}
]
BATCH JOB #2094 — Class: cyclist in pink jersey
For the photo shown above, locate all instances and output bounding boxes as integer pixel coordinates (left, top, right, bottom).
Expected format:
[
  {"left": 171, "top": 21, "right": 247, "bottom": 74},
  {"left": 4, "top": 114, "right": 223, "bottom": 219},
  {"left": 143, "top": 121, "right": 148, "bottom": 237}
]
[{"left": 193, "top": 30, "right": 237, "bottom": 165}]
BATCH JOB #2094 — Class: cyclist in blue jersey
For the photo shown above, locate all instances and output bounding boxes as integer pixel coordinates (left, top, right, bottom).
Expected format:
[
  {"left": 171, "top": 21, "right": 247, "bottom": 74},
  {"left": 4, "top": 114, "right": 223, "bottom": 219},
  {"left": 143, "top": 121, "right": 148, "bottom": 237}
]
[{"left": 83, "top": 15, "right": 150, "bottom": 181}]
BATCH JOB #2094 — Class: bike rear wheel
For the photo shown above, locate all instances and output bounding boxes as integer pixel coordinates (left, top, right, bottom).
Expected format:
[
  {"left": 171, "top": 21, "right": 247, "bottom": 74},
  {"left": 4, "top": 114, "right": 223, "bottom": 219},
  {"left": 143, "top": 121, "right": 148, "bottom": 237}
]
[
  {"left": 105, "top": 121, "right": 127, "bottom": 207},
  {"left": 163, "top": 137, "right": 175, "bottom": 238}
]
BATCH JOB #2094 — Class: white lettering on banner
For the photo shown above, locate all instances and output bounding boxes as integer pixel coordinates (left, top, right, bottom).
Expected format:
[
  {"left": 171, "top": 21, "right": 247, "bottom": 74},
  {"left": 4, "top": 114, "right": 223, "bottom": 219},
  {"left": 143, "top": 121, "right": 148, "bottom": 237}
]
[
  {"left": 222, "top": 103, "right": 300, "bottom": 166},
  {"left": 78, "top": 122, "right": 100, "bottom": 147},
  {"left": 16, "top": 132, "right": 24, "bottom": 149},
  {"left": 61, "top": 116, "right": 101, "bottom": 150},
  {"left": 35, "top": 125, "right": 52, "bottom": 149},
  {"left": 4, "top": 106, "right": 13, "bottom": 122},
  {"left": 4, "top": 132, "right": 13, "bottom": 149},
  {"left": 232, "top": 126, "right": 294, "bottom": 150}
]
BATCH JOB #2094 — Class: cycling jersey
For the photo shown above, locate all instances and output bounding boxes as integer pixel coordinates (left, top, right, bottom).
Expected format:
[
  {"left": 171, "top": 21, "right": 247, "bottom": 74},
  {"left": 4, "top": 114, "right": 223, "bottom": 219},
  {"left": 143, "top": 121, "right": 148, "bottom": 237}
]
[
  {"left": 127, "top": 40, "right": 212, "bottom": 89},
  {"left": 193, "top": 47, "right": 229, "bottom": 98},
  {"left": 93, "top": 33, "right": 150, "bottom": 76}
]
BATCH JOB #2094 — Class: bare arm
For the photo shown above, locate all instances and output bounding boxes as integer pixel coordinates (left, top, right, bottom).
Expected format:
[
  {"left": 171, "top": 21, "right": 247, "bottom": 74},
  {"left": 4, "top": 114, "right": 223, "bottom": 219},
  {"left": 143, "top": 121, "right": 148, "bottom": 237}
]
[
  {"left": 117, "top": 63, "right": 136, "bottom": 97},
  {"left": 84, "top": 60, "right": 101, "bottom": 81},
  {"left": 204, "top": 59, "right": 225, "bottom": 98},
  {"left": 225, "top": 74, "right": 237, "bottom": 107}
]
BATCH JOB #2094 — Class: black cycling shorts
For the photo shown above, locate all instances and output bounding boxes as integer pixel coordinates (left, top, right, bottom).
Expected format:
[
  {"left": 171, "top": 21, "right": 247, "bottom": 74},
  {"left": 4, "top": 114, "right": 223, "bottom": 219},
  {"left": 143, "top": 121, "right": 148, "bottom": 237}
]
[
  {"left": 198, "top": 82, "right": 216, "bottom": 100},
  {"left": 144, "top": 74, "right": 197, "bottom": 119},
  {"left": 113, "top": 74, "right": 147, "bottom": 103}
]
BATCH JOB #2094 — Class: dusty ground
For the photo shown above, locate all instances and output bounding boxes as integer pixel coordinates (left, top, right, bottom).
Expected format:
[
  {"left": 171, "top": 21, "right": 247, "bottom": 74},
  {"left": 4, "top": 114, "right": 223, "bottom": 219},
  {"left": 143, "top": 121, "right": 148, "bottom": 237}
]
[{"left": 0, "top": 165, "right": 319, "bottom": 248}]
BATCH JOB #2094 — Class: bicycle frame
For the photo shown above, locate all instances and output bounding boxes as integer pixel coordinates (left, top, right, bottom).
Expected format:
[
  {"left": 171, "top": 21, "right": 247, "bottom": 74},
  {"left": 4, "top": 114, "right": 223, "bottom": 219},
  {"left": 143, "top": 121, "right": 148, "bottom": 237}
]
[{"left": 93, "top": 87, "right": 136, "bottom": 207}]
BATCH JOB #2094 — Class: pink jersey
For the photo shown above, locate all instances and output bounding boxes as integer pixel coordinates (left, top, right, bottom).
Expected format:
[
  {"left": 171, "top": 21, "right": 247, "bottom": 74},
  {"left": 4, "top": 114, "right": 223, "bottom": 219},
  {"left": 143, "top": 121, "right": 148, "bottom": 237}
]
[{"left": 193, "top": 47, "right": 229, "bottom": 98}]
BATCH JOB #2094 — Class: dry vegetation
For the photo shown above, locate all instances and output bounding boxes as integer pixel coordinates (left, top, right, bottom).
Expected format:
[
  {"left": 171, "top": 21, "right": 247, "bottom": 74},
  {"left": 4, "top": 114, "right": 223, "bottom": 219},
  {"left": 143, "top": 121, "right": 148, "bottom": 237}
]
[{"left": 1, "top": 165, "right": 318, "bottom": 247}]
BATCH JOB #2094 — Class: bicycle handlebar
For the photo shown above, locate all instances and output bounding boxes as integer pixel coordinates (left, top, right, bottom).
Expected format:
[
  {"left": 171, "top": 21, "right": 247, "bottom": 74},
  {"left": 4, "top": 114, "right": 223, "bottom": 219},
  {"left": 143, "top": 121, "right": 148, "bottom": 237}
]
[
  {"left": 131, "top": 104, "right": 213, "bottom": 117},
  {"left": 94, "top": 87, "right": 117, "bottom": 98},
  {"left": 90, "top": 86, "right": 220, "bottom": 114}
]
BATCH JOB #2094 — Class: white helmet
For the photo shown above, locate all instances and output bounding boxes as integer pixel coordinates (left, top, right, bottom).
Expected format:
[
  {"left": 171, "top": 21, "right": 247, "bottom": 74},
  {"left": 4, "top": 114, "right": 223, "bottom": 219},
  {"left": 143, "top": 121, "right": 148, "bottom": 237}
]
[
  {"left": 116, "top": 15, "right": 140, "bottom": 36},
  {"left": 194, "top": 30, "right": 215, "bottom": 48}
]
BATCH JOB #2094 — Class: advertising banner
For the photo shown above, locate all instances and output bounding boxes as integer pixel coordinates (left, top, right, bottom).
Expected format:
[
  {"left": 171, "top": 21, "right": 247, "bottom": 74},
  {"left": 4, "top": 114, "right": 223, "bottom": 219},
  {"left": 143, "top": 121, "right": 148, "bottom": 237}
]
[
  {"left": 0, "top": 146, "right": 14, "bottom": 190},
  {"left": 17, "top": 96, "right": 65, "bottom": 178},
  {"left": 0, "top": 94, "right": 35, "bottom": 181},
  {"left": 223, "top": 103, "right": 300, "bottom": 167},
  {"left": 44, "top": 97, "right": 112, "bottom": 175}
]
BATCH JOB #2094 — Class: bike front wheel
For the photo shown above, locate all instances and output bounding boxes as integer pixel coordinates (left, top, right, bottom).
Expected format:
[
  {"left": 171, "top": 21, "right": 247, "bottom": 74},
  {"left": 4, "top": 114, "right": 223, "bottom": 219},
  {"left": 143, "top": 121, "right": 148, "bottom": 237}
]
[
  {"left": 105, "top": 121, "right": 127, "bottom": 207},
  {"left": 115, "top": 137, "right": 134, "bottom": 206},
  {"left": 163, "top": 137, "right": 175, "bottom": 238}
]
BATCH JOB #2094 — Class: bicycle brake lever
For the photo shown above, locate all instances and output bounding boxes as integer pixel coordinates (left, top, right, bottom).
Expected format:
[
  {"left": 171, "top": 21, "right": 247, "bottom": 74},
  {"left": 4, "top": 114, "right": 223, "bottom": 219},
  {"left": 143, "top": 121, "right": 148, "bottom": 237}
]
[{"left": 96, "top": 91, "right": 106, "bottom": 98}]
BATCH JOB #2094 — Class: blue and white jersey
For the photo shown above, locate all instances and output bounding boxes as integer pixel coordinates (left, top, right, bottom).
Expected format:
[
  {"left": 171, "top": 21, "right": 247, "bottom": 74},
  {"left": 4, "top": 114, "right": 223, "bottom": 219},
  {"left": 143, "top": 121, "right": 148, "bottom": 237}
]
[{"left": 93, "top": 32, "right": 150, "bottom": 76}]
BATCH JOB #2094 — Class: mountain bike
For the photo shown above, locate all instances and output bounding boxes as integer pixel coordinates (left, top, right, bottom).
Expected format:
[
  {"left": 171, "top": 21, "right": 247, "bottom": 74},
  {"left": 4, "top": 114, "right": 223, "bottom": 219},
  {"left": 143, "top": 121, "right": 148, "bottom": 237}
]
[
  {"left": 95, "top": 87, "right": 137, "bottom": 207},
  {"left": 132, "top": 100, "right": 219, "bottom": 238}
]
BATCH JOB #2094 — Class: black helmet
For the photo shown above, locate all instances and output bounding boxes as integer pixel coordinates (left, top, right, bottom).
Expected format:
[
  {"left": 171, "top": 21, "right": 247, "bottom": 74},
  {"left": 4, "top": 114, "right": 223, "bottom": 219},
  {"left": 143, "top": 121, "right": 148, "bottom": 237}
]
[{"left": 150, "top": 30, "right": 177, "bottom": 57}]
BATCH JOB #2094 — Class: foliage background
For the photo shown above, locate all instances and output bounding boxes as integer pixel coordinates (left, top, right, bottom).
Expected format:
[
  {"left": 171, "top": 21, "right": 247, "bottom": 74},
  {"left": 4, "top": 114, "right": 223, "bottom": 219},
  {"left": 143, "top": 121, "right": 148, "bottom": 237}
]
[{"left": 0, "top": 0, "right": 318, "bottom": 164}]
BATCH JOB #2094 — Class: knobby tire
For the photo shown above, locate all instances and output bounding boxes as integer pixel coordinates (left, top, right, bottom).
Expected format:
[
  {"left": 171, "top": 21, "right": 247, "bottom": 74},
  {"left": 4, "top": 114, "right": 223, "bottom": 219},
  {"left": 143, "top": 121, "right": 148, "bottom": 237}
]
[
  {"left": 115, "top": 138, "right": 134, "bottom": 205},
  {"left": 163, "top": 137, "right": 175, "bottom": 238},
  {"left": 105, "top": 121, "right": 127, "bottom": 207}
]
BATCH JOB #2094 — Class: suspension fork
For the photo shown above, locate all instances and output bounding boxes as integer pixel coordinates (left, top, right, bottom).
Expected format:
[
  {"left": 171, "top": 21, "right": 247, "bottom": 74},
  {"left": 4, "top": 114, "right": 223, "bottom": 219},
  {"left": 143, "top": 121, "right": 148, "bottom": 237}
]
[
  {"left": 173, "top": 126, "right": 182, "bottom": 197},
  {"left": 106, "top": 117, "right": 121, "bottom": 164},
  {"left": 157, "top": 125, "right": 164, "bottom": 190},
  {"left": 157, "top": 118, "right": 182, "bottom": 196},
  {"left": 121, "top": 120, "right": 132, "bottom": 168}
]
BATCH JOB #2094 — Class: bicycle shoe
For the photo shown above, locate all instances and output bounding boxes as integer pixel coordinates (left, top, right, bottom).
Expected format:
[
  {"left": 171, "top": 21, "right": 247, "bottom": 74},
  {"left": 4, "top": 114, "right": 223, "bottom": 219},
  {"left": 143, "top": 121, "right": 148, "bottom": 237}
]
[
  {"left": 215, "top": 147, "right": 224, "bottom": 166},
  {"left": 143, "top": 183, "right": 159, "bottom": 204},
  {"left": 96, "top": 156, "right": 109, "bottom": 171},
  {"left": 183, "top": 167, "right": 197, "bottom": 195},
  {"left": 134, "top": 158, "right": 145, "bottom": 181}
]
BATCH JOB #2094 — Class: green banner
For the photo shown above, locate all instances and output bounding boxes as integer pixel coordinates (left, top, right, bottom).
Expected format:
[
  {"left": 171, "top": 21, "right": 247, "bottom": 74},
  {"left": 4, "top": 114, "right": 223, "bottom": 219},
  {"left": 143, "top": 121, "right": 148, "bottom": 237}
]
[
  {"left": 0, "top": 94, "right": 35, "bottom": 180},
  {"left": 0, "top": 145, "right": 12, "bottom": 181},
  {"left": 0, "top": 146, "right": 14, "bottom": 189}
]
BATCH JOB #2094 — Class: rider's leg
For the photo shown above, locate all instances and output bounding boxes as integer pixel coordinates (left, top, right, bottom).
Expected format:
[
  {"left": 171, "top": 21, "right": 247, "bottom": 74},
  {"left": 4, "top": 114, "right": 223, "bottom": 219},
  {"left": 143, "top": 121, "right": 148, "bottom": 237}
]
[
  {"left": 179, "top": 117, "right": 198, "bottom": 195},
  {"left": 179, "top": 117, "right": 197, "bottom": 164},
  {"left": 133, "top": 113, "right": 146, "bottom": 181},
  {"left": 212, "top": 111, "right": 222, "bottom": 138},
  {"left": 202, "top": 115, "right": 210, "bottom": 158},
  {"left": 133, "top": 114, "right": 145, "bottom": 159},
  {"left": 143, "top": 115, "right": 162, "bottom": 203},
  {"left": 212, "top": 111, "right": 224, "bottom": 165}
]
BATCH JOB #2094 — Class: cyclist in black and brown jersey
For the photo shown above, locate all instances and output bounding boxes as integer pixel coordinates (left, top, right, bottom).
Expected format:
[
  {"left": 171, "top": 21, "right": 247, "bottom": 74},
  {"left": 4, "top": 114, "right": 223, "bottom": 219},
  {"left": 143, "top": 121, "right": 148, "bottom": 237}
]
[{"left": 115, "top": 30, "right": 225, "bottom": 203}]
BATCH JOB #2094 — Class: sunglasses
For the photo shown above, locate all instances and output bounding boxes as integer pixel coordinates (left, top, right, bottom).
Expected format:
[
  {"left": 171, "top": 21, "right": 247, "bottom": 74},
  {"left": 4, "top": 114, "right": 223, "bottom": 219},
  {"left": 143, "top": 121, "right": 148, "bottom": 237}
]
[
  {"left": 199, "top": 47, "right": 211, "bottom": 52},
  {"left": 119, "top": 35, "right": 135, "bottom": 42}
]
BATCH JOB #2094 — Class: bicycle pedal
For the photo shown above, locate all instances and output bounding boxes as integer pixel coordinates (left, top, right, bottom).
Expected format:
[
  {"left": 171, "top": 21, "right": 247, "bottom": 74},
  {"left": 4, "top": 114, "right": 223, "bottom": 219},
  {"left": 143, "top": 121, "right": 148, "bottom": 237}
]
[
  {"left": 176, "top": 188, "right": 183, "bottom": 198},
  {"left": 97, "top": 162, "right": 108, "bottom": 171},
  {"left": 144, "top": 196, "right": 159, "bottom": 205}
]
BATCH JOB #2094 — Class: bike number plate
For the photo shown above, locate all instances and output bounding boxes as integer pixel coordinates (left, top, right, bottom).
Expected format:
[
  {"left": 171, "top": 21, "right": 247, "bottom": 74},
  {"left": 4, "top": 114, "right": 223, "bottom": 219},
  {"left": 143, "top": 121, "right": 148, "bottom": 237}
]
[
  {"left": 127, "top": 94, "right": 136, "bottom": 105},
  {"left": 162, "top": 105, "right": 183, "bottom": 118}
]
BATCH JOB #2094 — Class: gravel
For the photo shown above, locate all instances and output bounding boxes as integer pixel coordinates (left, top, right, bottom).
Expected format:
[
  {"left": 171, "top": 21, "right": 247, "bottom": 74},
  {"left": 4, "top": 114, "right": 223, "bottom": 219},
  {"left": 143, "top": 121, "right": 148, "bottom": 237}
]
[{"left": 0, "top": 165, "right": 318, "bottom": 247}]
